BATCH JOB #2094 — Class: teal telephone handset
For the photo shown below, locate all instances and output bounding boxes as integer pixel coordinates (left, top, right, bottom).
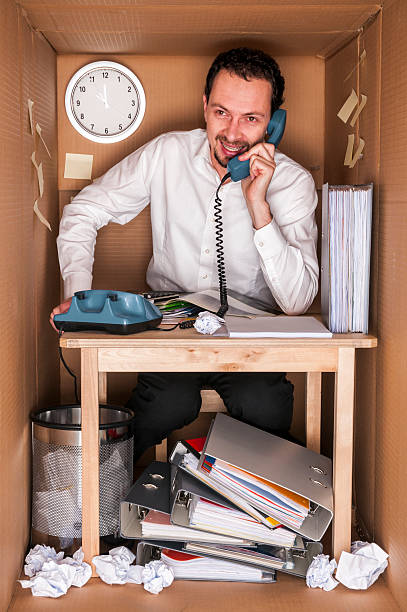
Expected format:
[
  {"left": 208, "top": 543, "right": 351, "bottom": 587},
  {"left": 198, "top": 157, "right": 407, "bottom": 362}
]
[
  {"left": 215, "top": 109, "right": 286, "bottom": 316},
  {"left": 227, "top": 109, "right": 287, "bottom": 182}
]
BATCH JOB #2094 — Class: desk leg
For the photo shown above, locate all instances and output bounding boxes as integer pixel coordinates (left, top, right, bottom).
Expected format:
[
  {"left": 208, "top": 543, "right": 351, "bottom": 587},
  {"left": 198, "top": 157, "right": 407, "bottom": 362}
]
[
  {"left": 98, "top": 372, "right": 107, "bottom": 404},
  {"left": 332, "top": 347, "right": 355, "bottom": 559},
  {"left": 306, "top": 372, "right": 322, "bottom": 453},
  {"left": 81, "top": 348, "right": 100, "bottom": 572}
]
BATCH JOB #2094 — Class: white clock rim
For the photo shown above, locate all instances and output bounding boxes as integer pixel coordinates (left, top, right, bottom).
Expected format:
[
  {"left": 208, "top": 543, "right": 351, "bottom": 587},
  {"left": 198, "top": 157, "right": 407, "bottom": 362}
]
[{"left": 65, "top": 60, "right": 146, "bottom": 144}]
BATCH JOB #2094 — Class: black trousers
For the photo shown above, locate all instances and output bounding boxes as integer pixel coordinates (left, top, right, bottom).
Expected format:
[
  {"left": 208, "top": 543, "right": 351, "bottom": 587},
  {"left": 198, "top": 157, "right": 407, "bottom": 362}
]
[{"left": 126, "top": 372, "right": 294, "bottom": 461}]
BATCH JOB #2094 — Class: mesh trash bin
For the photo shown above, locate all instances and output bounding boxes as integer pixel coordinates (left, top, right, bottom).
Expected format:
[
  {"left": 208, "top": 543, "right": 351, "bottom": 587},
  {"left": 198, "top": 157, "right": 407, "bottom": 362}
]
[{"left": 30, "top": 404, "right": 135, "bottom": 549}]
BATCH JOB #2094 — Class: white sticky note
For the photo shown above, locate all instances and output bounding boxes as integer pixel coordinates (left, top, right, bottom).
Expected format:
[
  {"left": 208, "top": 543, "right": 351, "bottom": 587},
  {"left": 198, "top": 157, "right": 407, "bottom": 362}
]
[
  {"left": 344, "top": 134, "right": 355, "bottom": 166},
  {"left": 31, "top": 152, "right": 44, "bottom": 197},
  {"left": 337, "top": 89, "right": 359, "bottom": 124},
  {"left": 33, "top": 200, "right": 52, "bottom": 232},
  {"left": 28, "top": 99, "right": 34, "bottom": 135},
  {"left": 350, "top": 94, "right": 367, "bottom": 127},
  {"left": 36, "top": 123, "right": 52, "bottom": 158},
  {"left": 64, "top": 153, "right": 93, "bottom": 180}
]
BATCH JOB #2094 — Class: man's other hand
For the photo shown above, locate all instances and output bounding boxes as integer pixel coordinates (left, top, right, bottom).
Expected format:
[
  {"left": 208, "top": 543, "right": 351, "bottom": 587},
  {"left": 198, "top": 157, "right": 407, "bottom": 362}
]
[{"left": 49, "top": 298, "right": 72, "bottom": 332}]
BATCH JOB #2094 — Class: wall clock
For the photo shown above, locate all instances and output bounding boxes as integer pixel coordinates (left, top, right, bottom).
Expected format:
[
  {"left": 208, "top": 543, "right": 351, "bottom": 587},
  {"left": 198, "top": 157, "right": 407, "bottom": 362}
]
[{"left": 65, "top": 60, "right": 146, "bottom": 143}]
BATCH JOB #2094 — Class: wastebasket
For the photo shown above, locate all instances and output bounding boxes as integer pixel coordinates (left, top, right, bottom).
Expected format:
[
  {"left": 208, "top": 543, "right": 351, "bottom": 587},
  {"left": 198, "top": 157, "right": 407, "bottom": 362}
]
[{"left": 30, "top": 404, "right": 135, "bottom": 549}]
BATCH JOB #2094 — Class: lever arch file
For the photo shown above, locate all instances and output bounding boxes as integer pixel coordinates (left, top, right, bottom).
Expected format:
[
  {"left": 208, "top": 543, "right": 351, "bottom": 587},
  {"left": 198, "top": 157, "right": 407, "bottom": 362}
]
[
  {"left": 321, "top": 182, "right": 373, "bottom": 333},
  {"left": 136, "top": 541, "right": 277, "bottom": 583},
  {"left": 120, "top": 461, "right": 248, "bottom": 544},
  {"left": 198, "top": 414, "right": 333, "bottom": 541},
  {"left": 170, "top": 463, "right": 299, "bottom": 548}
]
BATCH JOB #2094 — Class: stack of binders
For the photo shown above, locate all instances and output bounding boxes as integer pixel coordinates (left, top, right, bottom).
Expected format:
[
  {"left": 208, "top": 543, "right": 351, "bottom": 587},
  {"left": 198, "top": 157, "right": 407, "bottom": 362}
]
[{"left": 120, "top": 413, "right": 333, "bottom": 583}]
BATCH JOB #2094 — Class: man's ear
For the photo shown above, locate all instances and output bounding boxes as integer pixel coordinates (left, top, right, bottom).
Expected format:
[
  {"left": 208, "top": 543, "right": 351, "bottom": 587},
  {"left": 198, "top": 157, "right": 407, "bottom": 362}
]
[{"left": 203, "top": 94, "right": 208, "bottom": 120}]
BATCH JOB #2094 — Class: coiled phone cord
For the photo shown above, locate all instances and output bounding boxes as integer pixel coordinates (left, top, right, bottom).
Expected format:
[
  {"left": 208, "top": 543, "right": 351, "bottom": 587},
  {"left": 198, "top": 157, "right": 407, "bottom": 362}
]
[{"left": 214, "top": 173, "right": 231, "bottom": 317}]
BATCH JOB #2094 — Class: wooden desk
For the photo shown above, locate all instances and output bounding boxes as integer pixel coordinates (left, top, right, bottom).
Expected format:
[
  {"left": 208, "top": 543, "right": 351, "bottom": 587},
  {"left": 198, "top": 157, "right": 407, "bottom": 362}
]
[{"left": 60, "top": 329, "right": 377, "bottom": 566}]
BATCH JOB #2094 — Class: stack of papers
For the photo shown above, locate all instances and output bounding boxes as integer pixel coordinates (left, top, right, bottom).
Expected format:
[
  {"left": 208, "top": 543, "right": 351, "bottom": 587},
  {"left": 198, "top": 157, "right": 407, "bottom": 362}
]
[
  {"left": 321, "top": 183, "right": 373, "bottom": 333},
  {"left": 141, "top": 509, "right": 248, "bottom": 545},
  {"left": 189, "top": 497, "right": 297, "bottom": 547},
  {"left": 200, "top": 457, "right": 309, "bottom": 531},
  {"left": 160, "top": 548, "right": 274, "bottom": 582},
  {"left": 225, "top": 315, "right": 332, "bottom": 338},
  {"left": 154, "top": 298, "right": 201, "bottom": 325},
  {"left": 184, "top": 543, "right": 288, "bottom": 571}
]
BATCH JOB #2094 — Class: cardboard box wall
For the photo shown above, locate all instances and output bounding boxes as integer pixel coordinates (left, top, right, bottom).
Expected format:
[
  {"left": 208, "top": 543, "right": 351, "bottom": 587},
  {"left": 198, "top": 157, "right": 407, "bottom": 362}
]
[{"left": 1, "top": 0, "right": 406, "bottom": 609}]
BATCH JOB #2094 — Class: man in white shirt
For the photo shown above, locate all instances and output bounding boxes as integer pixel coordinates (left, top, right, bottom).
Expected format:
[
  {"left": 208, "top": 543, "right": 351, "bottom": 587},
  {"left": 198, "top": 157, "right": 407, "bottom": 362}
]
[{"left": 51, "top": 48, "right": 318, "bottom": 458}]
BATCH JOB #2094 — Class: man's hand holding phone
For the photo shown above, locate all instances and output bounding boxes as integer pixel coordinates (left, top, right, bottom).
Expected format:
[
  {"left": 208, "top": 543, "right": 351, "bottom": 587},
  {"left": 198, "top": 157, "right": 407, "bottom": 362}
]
[
  {"left": 239, "top": 142, "right": 276, "bottom": 230},
  {"left": 49, "top": 298, "right": 72, "bottom": 332}
]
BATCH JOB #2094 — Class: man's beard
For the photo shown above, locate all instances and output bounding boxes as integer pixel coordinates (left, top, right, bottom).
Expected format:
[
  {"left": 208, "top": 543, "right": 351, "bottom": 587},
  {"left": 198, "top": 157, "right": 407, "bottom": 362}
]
[{"left": 213, "top": 134, "right": 265, "bottom": 168}]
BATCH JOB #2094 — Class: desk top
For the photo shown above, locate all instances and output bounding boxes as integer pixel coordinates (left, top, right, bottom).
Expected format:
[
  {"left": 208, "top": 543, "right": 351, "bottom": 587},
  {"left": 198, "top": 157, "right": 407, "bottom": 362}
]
[{"left": 60, "top": 328, "right": 378, "bottom": 349}]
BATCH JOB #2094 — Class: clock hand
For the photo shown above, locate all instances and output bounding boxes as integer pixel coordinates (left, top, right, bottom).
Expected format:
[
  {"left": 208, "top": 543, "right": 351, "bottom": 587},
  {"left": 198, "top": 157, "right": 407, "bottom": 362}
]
[
  {"left": 96, "top": 90, "right": 109, "bottom": 109},
  {"left": 103, "top": 84, "right": 109, "bottom": 109}
]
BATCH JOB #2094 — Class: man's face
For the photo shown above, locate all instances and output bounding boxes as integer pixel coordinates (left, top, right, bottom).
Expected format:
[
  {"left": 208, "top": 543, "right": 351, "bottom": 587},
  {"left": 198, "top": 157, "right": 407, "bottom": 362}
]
[{"left": 203, "top": 69, "right": 272, "bottom": 177}]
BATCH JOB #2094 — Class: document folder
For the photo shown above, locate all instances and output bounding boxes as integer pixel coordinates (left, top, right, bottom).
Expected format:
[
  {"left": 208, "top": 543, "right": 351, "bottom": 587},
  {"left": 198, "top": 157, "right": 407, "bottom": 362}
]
[
  {"left": 198, "top": 414, "right": 333, "bottom": 541},
  {"left": 136, "top": 541, "right": 277, "bottom": 583},
  {"left": 183, "top": 540, "right": 323, "bottom": 579},
  {"left": 120, "top": 461, "right": 171, "bottom": 539},
  {"left": 120, "top": 460, "right": 249, "bottom": 544},
  {"left": 170, "top": 465, "right": 301, "bottom": 548}
]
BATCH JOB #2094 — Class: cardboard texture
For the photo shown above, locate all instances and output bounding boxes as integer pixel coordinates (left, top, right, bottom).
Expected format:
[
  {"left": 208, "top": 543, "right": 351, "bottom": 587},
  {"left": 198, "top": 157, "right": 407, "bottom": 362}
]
[
  {"left": 2, "top": 0, "right": 407, "bottom": 610},
  {"left": 0, "top": 2, "right": 59, "bottom": 611}
]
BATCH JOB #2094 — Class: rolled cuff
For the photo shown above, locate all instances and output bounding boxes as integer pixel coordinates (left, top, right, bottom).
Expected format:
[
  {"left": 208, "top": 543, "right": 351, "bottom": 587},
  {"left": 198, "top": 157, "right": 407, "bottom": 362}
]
[{"left": 64, "top": 273, "right": 92, "bottom": 300}]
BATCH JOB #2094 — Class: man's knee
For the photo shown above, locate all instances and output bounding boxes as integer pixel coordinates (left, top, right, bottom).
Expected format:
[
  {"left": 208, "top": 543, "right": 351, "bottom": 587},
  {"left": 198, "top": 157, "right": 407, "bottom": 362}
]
[
  {"left": 127, "top": 372, "right": 203, "bottom": 437},
  {"left": 211, "top": 372, "right": 294, "bottom": 433}
]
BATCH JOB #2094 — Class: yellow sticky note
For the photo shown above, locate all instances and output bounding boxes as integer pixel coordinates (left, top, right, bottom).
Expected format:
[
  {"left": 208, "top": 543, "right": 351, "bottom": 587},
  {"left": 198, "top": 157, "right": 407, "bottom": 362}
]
[
  {"left": 350, "top": 94, "right": 367, "bottom": 127},
  {"left": 64, "top": 153, "right": 93, "bottom": 180},
  {"left": 337, "top": 89, "right": 358, "bottom": 124},
  {"left": 348, "top": 137, "right": 365, "bottom": 168},
  {"left": 344, "top": 134, "right": 355, "bottom": 166},
  {"left": 34, "top": 200, "right": 52, "bottom": 232}
]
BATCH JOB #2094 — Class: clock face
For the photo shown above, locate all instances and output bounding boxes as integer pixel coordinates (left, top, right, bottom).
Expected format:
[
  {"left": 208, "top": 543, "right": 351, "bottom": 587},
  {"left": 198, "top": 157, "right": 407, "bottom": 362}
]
[{"left": 65, "top": 61, "right": 146, "bottom": 143}]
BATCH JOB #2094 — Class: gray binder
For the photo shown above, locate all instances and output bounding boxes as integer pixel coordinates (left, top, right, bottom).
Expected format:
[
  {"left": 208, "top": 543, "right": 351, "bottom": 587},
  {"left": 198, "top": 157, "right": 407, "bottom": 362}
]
[
  {"left": 136, "top": 541, "right": 277, "bottom": 583},
  {"left": 120, "top": 461, "right": 172, "bottom": 539},
  {"left": 170, "top": 465, "right": 303, "bottom": 548},
  {"left": 120, "top": 460, "right": 251, "bottom": 544},
  {"left": 198, "top": 414, "right": 333, "bottom": 541},
  {"left": 183, "top": 540, "right": 323, "bottom": 579}
]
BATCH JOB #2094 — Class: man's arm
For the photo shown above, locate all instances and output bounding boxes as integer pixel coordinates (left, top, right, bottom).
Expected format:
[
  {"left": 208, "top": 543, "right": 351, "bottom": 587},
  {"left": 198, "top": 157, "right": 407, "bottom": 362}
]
[
  {"left": 239, "top": 143, "right": 318, "bottom": 315},
  {"left": 57, "top": 142, "right": 157, "bottom": 300}
]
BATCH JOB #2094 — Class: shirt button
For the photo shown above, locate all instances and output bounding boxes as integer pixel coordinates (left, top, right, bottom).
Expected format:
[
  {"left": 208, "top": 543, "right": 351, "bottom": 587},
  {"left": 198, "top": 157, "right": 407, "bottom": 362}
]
[
  {"left": 258, "top": 241, "right": 264, "bottom": 247},
  {"left": 202, "top": 274, "right": 208, "bottom": 279},
  {"left": 205, "top": 249, "right": 210, "bottom": 254}
]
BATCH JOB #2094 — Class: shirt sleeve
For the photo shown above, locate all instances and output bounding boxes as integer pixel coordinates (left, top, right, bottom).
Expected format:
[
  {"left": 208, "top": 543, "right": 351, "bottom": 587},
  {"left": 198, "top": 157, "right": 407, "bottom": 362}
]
[
  {"left": 253, "top": 173, "right": 319, "bottom": 315},
  {"left": 57, "top": 139, "right": 159, "bottom": 299}
]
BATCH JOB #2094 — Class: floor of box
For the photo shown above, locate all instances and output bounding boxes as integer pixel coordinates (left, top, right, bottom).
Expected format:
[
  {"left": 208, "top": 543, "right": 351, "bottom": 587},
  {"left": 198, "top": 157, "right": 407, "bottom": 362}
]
[{"left": 9, "top": 572, "right": 400, "bottom": 612}]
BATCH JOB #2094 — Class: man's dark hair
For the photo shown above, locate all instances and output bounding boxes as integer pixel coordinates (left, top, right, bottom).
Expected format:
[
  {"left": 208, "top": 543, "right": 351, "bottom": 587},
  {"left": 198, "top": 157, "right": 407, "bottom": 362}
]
[{"left": 204, "top": 47, "right": 285, "bottom": 115}]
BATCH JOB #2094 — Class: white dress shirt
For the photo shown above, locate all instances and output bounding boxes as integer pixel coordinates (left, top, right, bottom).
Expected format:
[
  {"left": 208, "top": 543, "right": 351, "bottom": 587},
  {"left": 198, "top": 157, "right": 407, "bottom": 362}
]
[{"left": 57, "top": 129, "right": 318, "bottom": 314}]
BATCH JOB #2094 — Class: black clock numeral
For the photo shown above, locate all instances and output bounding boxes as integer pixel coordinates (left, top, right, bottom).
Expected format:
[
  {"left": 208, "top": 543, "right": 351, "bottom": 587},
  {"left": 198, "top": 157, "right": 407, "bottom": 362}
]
[
  {"left": 91, "top": 123, "right": 95, "bottom": 129},
  {"left": 80, "top": 113, "right": 84, "bottom": 120},
  {"left": 131, "top": 99, "right": 135, "bottom": 106},
  {"left": 102, "top": 71, "right": 109, "bottom": 78},
  {"left": 128, "top": 113, "right": 132, "bottom": 119},
  {"left": 90, "top": 76, "right": 95, "bottom": 82},
  {"left": 117, "top": 76, "right": 121, "bottom": 82},
  {"left": 105, "top": 128, "right": 109, "bottom": 134},
  {"left": 119, "top": 124, "right": 123, "bottom": 130},
  {"left": 128, "top": 86, "right": 132, "bottom": 93},
  {"left": 79, "top": 86, "right": 86, "bottom": 92},
  {"left": 76, "top": 100, "right": 80, "bottom": 106}
]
